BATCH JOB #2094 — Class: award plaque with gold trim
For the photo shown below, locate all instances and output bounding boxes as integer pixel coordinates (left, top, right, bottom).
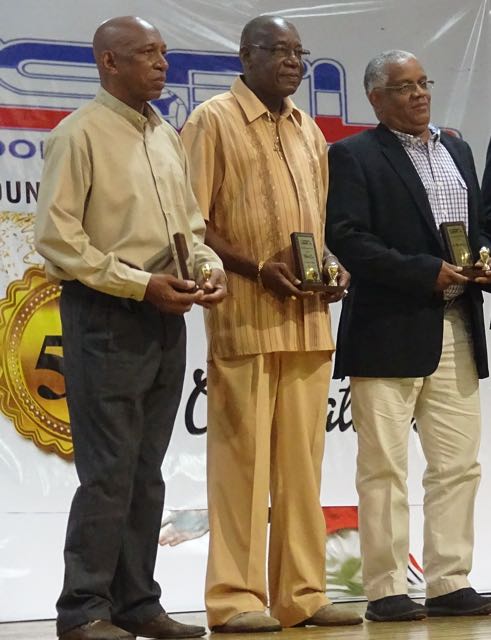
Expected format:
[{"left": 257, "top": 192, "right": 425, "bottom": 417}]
[
  {"left": 291, "top": 232, "right": 343, "bottom": 293},
  {"left": 173, "top": 232, "right": 214, "bottom": 290},
  {"left": 440, "top": 222, "right": 489, "bottom": 278},
  {"left": 291, "top": 232, "right": 327, "bottom": 291}
]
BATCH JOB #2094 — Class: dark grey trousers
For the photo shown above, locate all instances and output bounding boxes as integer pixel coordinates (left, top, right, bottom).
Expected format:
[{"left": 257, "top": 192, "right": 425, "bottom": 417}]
[{"left": 56, "top": 281, "right": 186, "bottom": 635}]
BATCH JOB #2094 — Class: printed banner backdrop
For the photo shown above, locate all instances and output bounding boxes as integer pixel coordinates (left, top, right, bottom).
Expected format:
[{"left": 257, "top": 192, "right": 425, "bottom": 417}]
[{"left": 1, "top": 0, "right": 491, "bottom": 622}]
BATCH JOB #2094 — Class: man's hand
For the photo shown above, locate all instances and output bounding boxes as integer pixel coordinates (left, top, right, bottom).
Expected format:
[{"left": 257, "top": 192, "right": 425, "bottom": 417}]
[
  {"left": 144, "top": 273, "right": 204, "bottom": 314},
  {"left": 197, "top": 268, "right": 228, "bottom": 308},
  {"left": 322, "top": 257, "right": 350, "bottom": 303},
  {"left": 259, "top": 261, "right": 313, "bottom": 299},
  {"left": 434, "top": 261, "right": 468, "bottom": 291},
  {"left": 473, "top": 269, "right": 491, "bottom": 285}
]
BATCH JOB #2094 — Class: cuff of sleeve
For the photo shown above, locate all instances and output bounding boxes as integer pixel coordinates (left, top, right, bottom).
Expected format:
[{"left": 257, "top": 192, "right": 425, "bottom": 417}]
[{"left": 121, "top": 270, "right": 152, "bottom": 301}]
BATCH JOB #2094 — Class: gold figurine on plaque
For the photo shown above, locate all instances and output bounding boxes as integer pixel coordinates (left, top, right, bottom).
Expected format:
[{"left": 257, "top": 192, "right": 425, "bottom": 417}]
[
  {"left": 306, "top": 267, "right": 319, "bottom": 282},
  {"left": 478, "top": 247, "right": 491, "bottom": 271},
  {"left": 201, "top": 263, "right": 212, "bottom": 281},
  {"left": 200, "top": 263, "right": 219, "bottom": 292},
  {"left": 326, "top": 261, "right": 340, "bottom": 287}
]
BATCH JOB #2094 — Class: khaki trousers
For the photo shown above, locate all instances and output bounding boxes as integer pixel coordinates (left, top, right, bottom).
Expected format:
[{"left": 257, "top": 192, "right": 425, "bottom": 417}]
[
  {"left": 205, "top": 350, "right": 332, "bottom": 627},
  {"left": 351, "top": 304, "right": 481, "bottom": 601}
]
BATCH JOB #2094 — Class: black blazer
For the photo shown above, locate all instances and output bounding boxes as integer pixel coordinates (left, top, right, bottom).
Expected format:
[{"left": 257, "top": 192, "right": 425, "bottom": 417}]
[
  {"left": 327, "top": 124, "right": 490, "bottom": 379},
  {"left": 482, "top": 138, "right": 491, "bottom": 220}
]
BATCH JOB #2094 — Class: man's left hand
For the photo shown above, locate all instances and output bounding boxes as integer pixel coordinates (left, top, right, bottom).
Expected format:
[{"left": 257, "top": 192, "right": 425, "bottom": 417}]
[
  {"left": 473, "top": 269, "right": 491, "bottom": 285},
  {"left": 197, "top": 268, "right": 227, "bottom": 308}
]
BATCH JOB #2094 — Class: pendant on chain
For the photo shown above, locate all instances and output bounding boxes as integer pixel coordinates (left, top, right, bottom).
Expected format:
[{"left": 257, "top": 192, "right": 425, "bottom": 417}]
[{"left": 268, "top": 112, "right": 285, "bottom": 160}]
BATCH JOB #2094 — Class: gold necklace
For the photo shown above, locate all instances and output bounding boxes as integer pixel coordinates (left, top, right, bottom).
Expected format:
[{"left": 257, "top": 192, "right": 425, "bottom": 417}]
[{"left": 267, "top": 112, "right": 284, "bottom": 160}]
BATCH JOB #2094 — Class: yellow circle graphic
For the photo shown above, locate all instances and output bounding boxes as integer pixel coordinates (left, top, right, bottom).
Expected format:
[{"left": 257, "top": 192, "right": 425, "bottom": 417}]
[{"left": 0, "top": 267, "right": 72, "bottom": 459}]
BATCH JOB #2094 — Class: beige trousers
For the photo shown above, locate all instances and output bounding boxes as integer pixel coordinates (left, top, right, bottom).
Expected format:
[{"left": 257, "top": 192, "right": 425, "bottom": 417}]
[
  {"left": 351, "top": 304, "right": 481, "bottom": 601},
  {"left": 205, "top": 350, "right": 332, "bottom": 627}
]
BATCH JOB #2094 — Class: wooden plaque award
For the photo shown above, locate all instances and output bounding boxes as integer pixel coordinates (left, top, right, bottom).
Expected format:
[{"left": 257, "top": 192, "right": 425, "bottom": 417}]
[
  {"left": 291, "top": 232, "right": 343, "bottom": 293},
  {"left": 173, "top": 232, "right": 192, "bottom": 280},
  {"left": 291, "top": 232, "right": 326, "bottom": 291},
  {"left": 173, "top": 232, "right": 212, "bottom": 290},
  {"left": 440, "top": 222, "right": 490, "bottom": 278}
]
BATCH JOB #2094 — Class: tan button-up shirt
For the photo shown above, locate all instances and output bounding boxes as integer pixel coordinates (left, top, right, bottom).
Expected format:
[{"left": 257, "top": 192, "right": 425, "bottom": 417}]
[
  {"left": 181, "top": 77, "right": 334, "bottom": 357},
  {"left": 35, "top": 88, "right": 222, "bottom": 300}
]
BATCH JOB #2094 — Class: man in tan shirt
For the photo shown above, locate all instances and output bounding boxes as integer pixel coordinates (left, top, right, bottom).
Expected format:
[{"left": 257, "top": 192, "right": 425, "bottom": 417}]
[
  {"left": 181, "top": 15, "right": 361, "bottom": 633},
  {"left": 34, "top": 16, "right": 225, "bottom": 640}
]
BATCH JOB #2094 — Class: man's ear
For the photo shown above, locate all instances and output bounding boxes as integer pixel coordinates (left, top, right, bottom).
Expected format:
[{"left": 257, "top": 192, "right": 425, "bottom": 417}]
[
  {"left": 368, "top": 88, "right": 383, "bottom": 119},
  {"left": 239, "top": 46, "right": 251, "bottom": 71},
  {"left": 101, "top": 50, "right": 117, "bottom": 75}
]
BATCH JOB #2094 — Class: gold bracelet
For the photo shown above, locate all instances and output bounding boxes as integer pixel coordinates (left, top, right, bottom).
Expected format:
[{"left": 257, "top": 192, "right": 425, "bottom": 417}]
[{"left": 257, "top": 260, "right": 265, "bottom": 284}]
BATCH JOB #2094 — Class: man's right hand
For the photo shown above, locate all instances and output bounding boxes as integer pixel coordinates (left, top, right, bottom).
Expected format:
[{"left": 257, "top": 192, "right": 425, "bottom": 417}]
[
  {"left": 144, "top": 273, "right": 204, "bottom": 314},
  {"left": 259, "top": 261, "right": 313, "bottom": 299},
  {"left": 434, "top": 261, "right": 468, "bottom": 291}
]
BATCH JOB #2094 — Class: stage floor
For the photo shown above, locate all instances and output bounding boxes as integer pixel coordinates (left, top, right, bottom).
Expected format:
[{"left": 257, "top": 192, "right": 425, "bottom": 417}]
[{"left": 2, "top": 603, "right": 491, "bottom": 640}]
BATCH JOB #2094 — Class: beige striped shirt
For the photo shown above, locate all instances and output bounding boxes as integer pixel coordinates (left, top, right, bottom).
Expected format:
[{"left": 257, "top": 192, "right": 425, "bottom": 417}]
[{"left": 181, "top": 76, "right": 334, "bottom": 357}]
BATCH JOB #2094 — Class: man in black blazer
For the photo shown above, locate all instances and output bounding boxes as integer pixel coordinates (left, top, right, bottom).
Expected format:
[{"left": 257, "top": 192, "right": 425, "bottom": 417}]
[
  {"left": 482, "top": 138, "right": 491, "bottom": 218},
  {"left": 327, "top": 50, "right": 491, "bottom": 623}
]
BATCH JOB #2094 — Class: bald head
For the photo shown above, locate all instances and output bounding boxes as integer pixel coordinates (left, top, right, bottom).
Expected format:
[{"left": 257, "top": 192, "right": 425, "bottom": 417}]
[
  {"left": 240, "top": 15, "right": 297, "bottom": 48},
  {"left": 93, "top": 16, "right": 159, "bottom": 68},
  {"left": 92, "top": 15, "right": 168, "bottom": 113}
]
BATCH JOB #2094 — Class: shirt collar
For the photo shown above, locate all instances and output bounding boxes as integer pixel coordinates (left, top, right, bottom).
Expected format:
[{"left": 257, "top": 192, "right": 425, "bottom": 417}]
[
  {"left": 230, "top": 76, "right": 302, "bottom": 125},
  {"left": 391, "top": 123, "right": 441, "bottom": 148},
  {"left": 95, "top": 87, "right": 163, "bottom": 132}
]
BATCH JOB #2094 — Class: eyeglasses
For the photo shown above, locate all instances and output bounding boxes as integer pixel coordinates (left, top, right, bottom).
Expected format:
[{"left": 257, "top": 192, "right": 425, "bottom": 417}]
[
  {"left": 382, "top": 79, "right": 435, "bottom": 95},
  {"left": 249, "top": 44, "right": 311, "bottom": 61}
]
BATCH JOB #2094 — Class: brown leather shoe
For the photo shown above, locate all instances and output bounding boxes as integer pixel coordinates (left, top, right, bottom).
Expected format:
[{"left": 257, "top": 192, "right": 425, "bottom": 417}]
[
  {"left": 59, "top": 620, "right": 135, "bottom": 640},
  {"left": 296, "top": 604, "right": 363, "bottom": 626},
  {"left": 211, "top": 612, "right": 282, "bottom": 633},
  {"left": 121, "top": 613, "right": 206, "bottom": 638}
]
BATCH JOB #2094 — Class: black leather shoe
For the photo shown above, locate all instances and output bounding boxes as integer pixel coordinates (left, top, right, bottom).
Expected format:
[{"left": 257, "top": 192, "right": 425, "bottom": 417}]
[
  {"left": 426, "top": 588, "right": 491, "bottom": 616},
  {"left": 59, "top": 620, "right": 135, "bottom": 640},
  {"left": 120, "top": 613, "right": 206, "bottom": 638},
  {"left": 365, "top": 595, "right": 427, "bottom": 622}
]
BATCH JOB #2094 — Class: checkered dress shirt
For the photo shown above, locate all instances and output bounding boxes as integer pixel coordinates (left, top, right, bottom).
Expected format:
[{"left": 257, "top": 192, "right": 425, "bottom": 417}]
[{"left": 392, "top": 124, "right": 468, "bottom": 299}]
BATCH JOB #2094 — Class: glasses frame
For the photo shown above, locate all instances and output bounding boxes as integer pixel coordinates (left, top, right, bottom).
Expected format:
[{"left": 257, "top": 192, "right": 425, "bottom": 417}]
[
  {"left": 381, "top": 79, "right": 435, "bottom": 95},
  {"left": 248, "top": 44, "right": 311, "bottom": 61}
]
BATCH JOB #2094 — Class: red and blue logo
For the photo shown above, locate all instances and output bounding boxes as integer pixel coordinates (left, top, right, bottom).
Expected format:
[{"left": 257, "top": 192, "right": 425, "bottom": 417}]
[{"left": 0, "top": 37, "right": 374, "bottom": 144}]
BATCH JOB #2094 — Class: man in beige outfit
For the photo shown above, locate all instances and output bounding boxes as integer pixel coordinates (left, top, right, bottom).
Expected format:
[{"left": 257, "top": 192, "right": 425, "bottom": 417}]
[
  {"left": 35, "top": 16, "right": 226, "bottom": 640},
  {"left": 181, "top": 15, "right": 361, "bottom": 634}
]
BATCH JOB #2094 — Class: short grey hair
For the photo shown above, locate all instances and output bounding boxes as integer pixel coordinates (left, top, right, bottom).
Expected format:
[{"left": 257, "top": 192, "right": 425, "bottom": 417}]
[{"left": 364, "top": 50, "right": 416, "bottom": 93}]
